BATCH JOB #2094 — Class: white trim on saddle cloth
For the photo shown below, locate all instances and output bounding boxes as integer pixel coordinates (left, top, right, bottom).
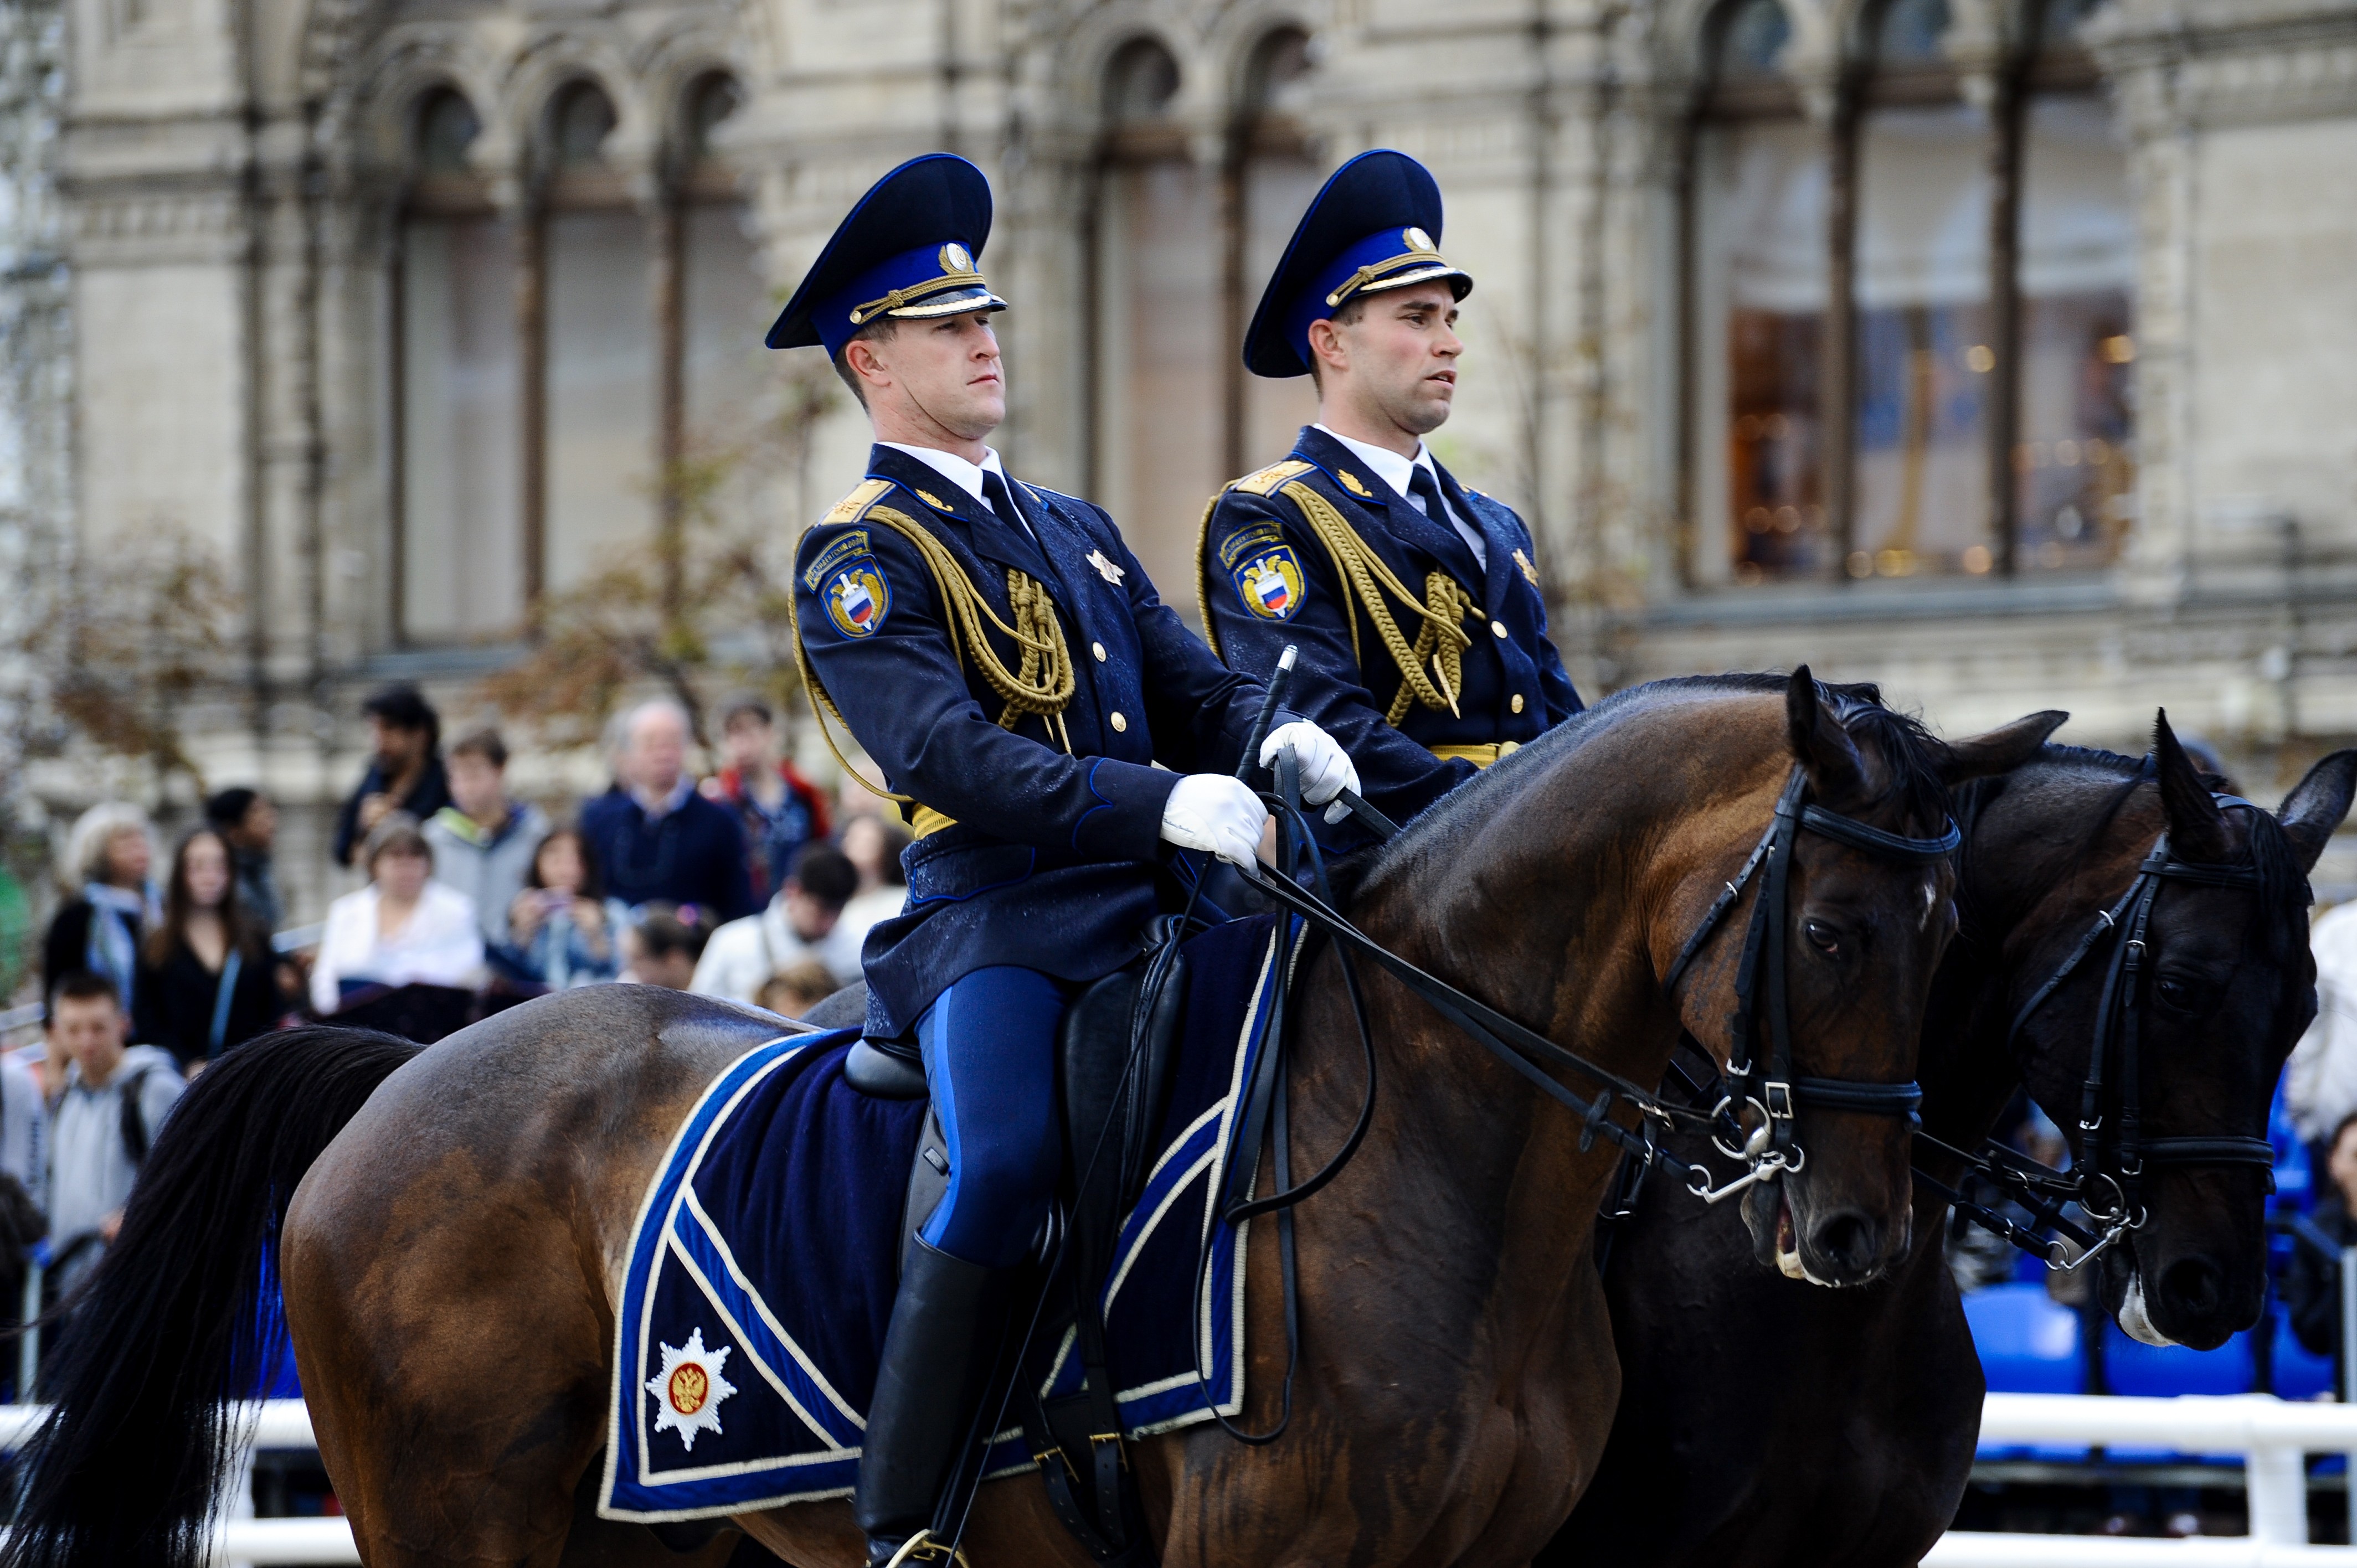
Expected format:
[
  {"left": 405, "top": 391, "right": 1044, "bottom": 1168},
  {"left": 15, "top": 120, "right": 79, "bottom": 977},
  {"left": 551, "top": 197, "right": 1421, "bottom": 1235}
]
[{"left": 597, "top": 917, "right": 1298, "bottom": 1526}]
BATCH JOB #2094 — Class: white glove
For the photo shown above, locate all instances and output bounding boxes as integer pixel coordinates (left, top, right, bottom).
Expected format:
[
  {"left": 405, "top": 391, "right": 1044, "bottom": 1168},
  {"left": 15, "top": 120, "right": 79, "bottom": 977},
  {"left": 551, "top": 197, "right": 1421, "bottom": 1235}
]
[
  {"left": 1261, "top": 720, "right": 1362, "bottom": 824},
  {"left": 1160, "top": 774, "right": 1269, "bottom": 868}
]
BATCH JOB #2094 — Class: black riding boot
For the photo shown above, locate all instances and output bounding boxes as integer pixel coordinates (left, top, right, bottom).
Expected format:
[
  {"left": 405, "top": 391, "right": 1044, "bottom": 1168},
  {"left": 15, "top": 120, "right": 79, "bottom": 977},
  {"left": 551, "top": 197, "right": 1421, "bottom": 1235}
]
[{"left": 856, "top": 1235, "right": 1002, "bottom": 1566}]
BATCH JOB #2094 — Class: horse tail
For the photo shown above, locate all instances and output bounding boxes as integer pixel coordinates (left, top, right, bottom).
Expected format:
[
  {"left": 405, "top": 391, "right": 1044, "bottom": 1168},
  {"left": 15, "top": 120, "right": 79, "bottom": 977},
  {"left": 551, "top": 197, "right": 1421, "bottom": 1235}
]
[{"left": 4, "top": 1024, "right": 421, "bottom": 1568}]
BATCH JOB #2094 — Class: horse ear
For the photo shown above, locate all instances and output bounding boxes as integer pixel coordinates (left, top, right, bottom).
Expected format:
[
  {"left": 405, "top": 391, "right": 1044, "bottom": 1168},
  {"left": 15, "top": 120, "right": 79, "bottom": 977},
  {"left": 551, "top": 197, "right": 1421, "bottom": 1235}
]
[
  {"left": 1784, "top": 665, "right": 1868, "bottom": 804},
  {"left": 2277, "top": 749, "right": 2357, "bottom": 875},
  {"left": 2155, "top": 709, "right": 2231, "bottom": 864},
  {"left": 1934, "top": 710, "right": 2070, "bottom": 784}
]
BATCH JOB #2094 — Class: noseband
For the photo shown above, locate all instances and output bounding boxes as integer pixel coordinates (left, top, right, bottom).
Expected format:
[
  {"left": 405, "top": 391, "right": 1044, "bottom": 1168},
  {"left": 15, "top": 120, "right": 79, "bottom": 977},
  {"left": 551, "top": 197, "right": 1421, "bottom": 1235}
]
[
  {"left": 1662, "top": 768, "right": 1958, "bottom": 1203},
  {"left": 1920, "top": 796, "right": 2279, "bottom": 1271}
]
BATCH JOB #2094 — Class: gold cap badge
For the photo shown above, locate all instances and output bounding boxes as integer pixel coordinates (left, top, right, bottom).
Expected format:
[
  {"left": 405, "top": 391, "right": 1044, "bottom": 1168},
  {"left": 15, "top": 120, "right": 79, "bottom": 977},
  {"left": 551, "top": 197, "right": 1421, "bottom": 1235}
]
[
  {"left": 939, "top": 243, "right": 974, "bottom": 275},
  {"left": 1403, "top": 226, "right": 1437, "bottom": 254}
]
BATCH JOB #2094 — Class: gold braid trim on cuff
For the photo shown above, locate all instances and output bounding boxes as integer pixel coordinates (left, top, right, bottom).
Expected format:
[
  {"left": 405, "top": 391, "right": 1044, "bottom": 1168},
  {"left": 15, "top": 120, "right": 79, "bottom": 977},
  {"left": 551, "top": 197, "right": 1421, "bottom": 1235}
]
[{"left": 795, "top": 502, "right": 1078, "bottom": 807}]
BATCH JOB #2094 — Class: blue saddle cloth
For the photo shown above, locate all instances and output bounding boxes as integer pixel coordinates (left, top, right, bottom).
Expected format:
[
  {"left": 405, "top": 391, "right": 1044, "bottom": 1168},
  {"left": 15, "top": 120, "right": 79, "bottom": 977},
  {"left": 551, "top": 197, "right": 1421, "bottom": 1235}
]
[{"left": 600, "top": 914, "right": 1296, "bottom": 1522}]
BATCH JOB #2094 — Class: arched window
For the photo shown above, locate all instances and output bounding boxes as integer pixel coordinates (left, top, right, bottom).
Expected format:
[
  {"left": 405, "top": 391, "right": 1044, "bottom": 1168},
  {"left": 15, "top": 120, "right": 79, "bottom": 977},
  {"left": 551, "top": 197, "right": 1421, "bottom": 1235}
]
[
  {"left": 1685, "top": 0, "right": 2133, "bottom": 586},
  {"left": 1852, "top": 0, "right": 1990, "bottom": 577},
  {"left": 2014, "top": 0, "right": 2134, "bottom": 570},
  {"left": 539, "top": 79, "right": 654, "bottom": 600},
  {"left": 1690, "top": 0, "right": 1825, "bottom": 584},
  {"left": 1091, "top": 38, "right": 1214, "bottom": 599},
  {"left": 673, "top": 73, "right": 767, "bottom": 539},
  {"left": 1232, "top": 28, "right": 1320, "bottom": 480},
  {"left": 395, "top": 86, "right": 524, "bottom": 642}
]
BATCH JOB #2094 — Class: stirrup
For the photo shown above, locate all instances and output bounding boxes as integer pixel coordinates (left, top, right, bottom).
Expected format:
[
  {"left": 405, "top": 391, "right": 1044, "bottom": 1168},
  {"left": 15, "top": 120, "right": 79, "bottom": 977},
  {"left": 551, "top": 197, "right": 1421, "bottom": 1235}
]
[{"left": 881, "top": 1530, "right": 971, "bottom": 1568}]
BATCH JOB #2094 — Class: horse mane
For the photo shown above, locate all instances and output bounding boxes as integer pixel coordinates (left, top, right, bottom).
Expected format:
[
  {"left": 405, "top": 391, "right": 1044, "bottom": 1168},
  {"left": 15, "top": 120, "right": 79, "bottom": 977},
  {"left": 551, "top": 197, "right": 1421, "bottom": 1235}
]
[
  {"left": 1333, "top": 672, "right": 1951, "bottom": 910},
  {"left": 1952, "top": 746, "right": 2311, "bottom": 964}
]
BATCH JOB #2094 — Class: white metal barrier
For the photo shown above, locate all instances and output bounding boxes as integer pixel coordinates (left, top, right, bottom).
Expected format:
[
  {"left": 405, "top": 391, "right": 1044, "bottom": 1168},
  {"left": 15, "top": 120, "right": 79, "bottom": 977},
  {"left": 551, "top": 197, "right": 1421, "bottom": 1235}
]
[
  {"left": 1931, "top": 1394, "right": 2357, "bottom": 1566},
  {"left": 0, "top": 1389, "right": 2351, "bottom": 1563},
  {"left": 0, "top": 1399, "right": 358, "bottom": 1565}
]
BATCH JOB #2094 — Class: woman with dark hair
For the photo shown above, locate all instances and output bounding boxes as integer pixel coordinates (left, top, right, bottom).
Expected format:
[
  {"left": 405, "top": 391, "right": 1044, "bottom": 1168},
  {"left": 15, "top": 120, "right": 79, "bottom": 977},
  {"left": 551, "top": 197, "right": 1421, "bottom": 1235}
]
[
  {"left": 132, "top": 828, "right": 284, "bottom": 1070},
  {"left": 503, "top": 828, "right": 629, "bottom": 988}
]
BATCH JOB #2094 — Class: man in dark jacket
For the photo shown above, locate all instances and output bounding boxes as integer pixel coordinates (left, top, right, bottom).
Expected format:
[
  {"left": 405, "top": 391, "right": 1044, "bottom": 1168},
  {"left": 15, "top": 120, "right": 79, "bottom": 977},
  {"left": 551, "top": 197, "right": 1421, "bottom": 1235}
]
[
  {"left": 331, "top": 684, "right": 452, "bottom": 867},
  {"left": 778, "top": 152, "right": 1356, "bottom": 1568},
  {"left": 578, "top": 700, "right": 755, "bottom": 924},
  {"left": 1198, "top": 150, "right": 1580, "bottom": 842}
]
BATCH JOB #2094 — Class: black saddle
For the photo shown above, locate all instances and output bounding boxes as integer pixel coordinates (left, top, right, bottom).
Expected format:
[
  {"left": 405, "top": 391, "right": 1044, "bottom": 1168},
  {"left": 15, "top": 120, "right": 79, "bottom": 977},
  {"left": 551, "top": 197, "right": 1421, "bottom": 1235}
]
[{"left": 825, "top": 920, "right": 1192, "bottom": 1566}]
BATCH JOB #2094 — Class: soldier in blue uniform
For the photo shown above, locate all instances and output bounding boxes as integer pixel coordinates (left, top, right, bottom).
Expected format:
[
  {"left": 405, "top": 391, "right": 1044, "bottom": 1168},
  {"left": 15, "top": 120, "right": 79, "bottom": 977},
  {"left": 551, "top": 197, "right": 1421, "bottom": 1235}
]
[
  {"left": 1198, "top": 149, "right": 1581, "bottom": 835},
  {"left": 771, "top": 154, "right": 1358, "bottom": 1567}
]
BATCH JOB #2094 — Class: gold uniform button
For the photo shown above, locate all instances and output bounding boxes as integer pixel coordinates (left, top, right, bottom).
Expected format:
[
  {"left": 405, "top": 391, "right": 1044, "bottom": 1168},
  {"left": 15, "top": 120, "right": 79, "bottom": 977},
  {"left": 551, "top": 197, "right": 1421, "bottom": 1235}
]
[
  {"left": 1491, "top": 620, "right": 1509, "bottom": 638},
  {"left": 1092, "top": 642, "right": 1107, "bottom": 662},
  {"left": 1511, "top": 694, "right": 1525, "bottom": 714},
  {"left": 1110, "top": 712, "right": 1128, "bottom": 733}
]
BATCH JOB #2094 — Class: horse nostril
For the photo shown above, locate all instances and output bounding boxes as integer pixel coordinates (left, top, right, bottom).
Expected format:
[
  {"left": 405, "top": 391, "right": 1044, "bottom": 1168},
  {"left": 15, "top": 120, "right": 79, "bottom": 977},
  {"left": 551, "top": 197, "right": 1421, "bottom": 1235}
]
[
  {"left": 2160, "top": 1256, "right": 2225, "bottom": 1320},
  {"left": 1812, "top": 1211, "right": 1880, "bottom": 1277}
]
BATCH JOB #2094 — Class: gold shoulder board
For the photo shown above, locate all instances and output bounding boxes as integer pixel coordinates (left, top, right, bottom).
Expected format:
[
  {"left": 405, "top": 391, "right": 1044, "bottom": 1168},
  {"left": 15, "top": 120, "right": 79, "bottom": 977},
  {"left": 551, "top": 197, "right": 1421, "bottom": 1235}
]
[
  {"left": 824, "top": 477, "right": 894, "bottom": 524},
  {"left": 1227, "top": 459, "right": 1315, "bottom": 498}
]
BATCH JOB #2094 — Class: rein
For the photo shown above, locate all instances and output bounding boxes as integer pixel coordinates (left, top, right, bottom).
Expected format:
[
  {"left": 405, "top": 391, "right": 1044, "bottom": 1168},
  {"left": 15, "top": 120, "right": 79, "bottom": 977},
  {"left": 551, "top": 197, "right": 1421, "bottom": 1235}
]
[
  {"left": 1919, "top": 793, "right": 2279, "bottom": 1272},
  {"left": 1227, "top": 755, "right": 1958, "bottom": 1217}
]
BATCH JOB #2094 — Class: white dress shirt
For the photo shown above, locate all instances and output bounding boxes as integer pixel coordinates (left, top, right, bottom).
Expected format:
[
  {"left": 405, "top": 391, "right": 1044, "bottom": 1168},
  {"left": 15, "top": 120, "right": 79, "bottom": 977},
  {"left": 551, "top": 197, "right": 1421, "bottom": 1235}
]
[
  {"left": 1313, "top": 424, "right": 1489, "bottom": 569},
  {"left": 878, "top": 441, "right": 1037, "bottom": 541}
]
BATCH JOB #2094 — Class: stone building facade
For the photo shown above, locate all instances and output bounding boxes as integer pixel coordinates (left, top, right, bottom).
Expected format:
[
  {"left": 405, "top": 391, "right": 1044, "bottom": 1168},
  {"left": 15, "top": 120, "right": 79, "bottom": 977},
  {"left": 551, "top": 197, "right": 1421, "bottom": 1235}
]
[{"left": 44, "top": 0, "right": 2357, "bottom": 913}]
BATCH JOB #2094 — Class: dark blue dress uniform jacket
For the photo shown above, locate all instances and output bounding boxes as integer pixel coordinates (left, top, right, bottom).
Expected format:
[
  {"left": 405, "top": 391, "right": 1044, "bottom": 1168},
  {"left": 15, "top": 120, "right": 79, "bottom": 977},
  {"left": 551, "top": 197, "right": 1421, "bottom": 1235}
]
[
  {"left": 797, "top": 445, "right": 1273, "bottom": 1039},
  {"left": 1199, "top": 425, "right": 1581, "bottom": 829}
]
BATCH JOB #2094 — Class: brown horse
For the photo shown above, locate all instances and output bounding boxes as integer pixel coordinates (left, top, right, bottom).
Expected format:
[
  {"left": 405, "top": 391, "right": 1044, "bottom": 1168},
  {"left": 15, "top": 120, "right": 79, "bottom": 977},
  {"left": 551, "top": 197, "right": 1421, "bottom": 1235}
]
[
  {"left": 7, "top": 672, "right": 2052, "bottom": 1568},
  {"left": 1544, "top": 718, "right": 2357, "bottom": 1568}
]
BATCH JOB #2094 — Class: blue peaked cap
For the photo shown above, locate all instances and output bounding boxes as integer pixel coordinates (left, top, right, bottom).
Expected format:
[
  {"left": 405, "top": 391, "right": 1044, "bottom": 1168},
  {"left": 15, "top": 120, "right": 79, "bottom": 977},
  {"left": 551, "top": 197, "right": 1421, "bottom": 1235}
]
[
  {"left": 766, "top": 153, "right": 1007, "bottom": 358},
  {"left": 1243, "top": 149, "right": 1474, "bottom": 379}
]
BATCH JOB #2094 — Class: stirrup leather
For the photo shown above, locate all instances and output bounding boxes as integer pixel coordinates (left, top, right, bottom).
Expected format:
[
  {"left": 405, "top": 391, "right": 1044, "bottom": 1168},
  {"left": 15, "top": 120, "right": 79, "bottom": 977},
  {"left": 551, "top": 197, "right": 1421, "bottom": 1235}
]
[{"left": 882, "top": 1530, "right": 972, "bottom": 1567}]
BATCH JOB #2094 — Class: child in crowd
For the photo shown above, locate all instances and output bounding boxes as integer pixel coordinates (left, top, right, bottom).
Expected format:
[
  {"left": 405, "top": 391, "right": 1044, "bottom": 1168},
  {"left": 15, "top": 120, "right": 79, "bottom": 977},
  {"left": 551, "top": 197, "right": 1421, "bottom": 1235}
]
[
  {"left": 504, "top": 828, "right": 629, "bottom": 989},
  {"left": 620, "top": 904, "right": 711, "bottom": 990},
  {"left": 755, "top": 959, "right": 838, "bottom": 1020}
]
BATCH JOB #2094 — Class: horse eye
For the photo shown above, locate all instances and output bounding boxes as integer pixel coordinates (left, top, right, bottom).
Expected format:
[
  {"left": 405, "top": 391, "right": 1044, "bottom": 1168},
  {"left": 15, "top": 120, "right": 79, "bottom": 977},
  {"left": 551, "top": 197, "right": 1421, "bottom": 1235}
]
[
  {"left": 2156, "top": 977, "right": 2196, "bottom": 1010},
  {"left": 1804, "top": 919, "right": 1842, "bottom": 956}
]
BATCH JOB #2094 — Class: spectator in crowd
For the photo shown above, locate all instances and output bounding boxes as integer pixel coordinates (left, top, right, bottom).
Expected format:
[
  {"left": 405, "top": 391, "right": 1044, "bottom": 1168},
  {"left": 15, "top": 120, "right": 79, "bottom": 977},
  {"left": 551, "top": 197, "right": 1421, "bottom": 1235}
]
[
  {"left": 204, "top": 787, "right": 285, "bottom": 936},
  {"left": 505, "top": 828, "right": 628, "bottom": 989},
  {"left": 333, "top": 683, "right": 452, "bottom": 868},
  {"left": 755, "top": 959, "right": 838, "bottom": 1020},
  {"left": 702, "top": 696, "right": 832, "bottom": 905},
  {"left": 580, "top": 700, "right": 754, "bottom": 921},
  {"left": 2288, "top": 1109, "right": 2357, "bottom": 1369},
  {"left": 691, "top": 843, "right": 862, "bottom": 1004},
  {"left": 835, "top": 813, "right": 911, "bottom": 951},
  {"left": 46, "top": 971, "right": 184, "bottom": 1292},
  {"left": 311, "top": 815, "right": 484, "bottom": 1012},
  {"left": 2289, "top": 900, "right": 2357, "bottom": 1154},
  {"left": 133, "top": 828, "right": 284, "bottom": 1071},
  {"left": 424, "top": 728, "right": 549, "bottom": 960},
  {"left": 42, "top": 803, "right": 158, "bottom": 1017},
  {"left": 620, "top": 904, "right": 711, "bottom": 990},
  {"left": 0, "top": 1042, "right": 48, "bottom": 1218}
]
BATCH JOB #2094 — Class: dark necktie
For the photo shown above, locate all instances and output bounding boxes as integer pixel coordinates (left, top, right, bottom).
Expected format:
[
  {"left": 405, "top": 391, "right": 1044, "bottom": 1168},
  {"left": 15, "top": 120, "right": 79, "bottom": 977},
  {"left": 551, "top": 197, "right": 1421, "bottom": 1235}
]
[
  {"left": 1406, "top": 464, "right": 1448, "bottom": 527},
  {"left": 980, "top": 470, "right": 1031, "bottom": 541}
]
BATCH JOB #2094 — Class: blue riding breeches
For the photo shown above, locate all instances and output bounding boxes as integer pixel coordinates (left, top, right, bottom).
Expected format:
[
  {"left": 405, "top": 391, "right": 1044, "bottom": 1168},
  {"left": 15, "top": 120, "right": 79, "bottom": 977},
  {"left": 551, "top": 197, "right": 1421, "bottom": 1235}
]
[{"left": 915, "top": 966, "right": 1069, "bottom": 1270}]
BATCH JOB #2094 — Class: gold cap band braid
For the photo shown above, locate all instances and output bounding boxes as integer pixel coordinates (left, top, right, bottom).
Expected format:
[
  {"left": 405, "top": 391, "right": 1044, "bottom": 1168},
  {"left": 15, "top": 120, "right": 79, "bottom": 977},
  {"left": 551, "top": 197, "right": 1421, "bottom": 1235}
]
[
  {"left": 848, "top": 270, "right": 1002, "bottom": 326},
  {"left": 1323, "top": 253, "right": 1467, "bottom": 310}
]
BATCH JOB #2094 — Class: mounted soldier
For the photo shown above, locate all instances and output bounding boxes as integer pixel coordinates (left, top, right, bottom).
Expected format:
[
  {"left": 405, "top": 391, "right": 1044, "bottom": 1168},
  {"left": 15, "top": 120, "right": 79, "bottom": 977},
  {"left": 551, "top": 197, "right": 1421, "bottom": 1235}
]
[
  {"left": 768, "top": 153, "right": 1359, "bottom": 1568},
  {"left": 1199, "top": 149, "right": 1581, "bottom": 837}
]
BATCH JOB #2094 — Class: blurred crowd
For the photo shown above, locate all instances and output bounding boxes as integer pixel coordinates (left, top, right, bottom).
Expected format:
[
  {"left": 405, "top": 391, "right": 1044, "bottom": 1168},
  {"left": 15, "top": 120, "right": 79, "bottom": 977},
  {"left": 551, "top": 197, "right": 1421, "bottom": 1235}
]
[{"left": 2, "top": 681, "right": 908, "bottom": 1315}]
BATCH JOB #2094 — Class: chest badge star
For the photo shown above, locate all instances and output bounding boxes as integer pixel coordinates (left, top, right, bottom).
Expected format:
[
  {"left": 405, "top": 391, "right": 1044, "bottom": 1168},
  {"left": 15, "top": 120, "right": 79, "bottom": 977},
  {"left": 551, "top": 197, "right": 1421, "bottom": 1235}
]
[{"left": 1085, "top": 549, "right": 1126, "bottom": 585}]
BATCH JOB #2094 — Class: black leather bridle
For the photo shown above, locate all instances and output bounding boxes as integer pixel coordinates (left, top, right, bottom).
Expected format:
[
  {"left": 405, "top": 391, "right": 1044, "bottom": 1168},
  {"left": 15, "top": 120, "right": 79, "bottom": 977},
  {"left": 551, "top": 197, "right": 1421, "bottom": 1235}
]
[
  {"left": 1659, "top": 768, "right": 1954, "bottom": 1201},
  {"left": 1917, "top": 796, "right": 2280, "bottom": 1270}
]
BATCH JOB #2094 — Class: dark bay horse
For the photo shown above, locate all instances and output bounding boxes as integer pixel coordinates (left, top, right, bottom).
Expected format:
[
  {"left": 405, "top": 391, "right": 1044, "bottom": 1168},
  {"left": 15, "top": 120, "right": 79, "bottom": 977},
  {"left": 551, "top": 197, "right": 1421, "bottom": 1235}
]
[
  {"left": 9, "top": 672, "right": 2053, "bottom": 1568},
  {"left": 1544, "top": 716, "right": 2357, "bottom": 1568}
]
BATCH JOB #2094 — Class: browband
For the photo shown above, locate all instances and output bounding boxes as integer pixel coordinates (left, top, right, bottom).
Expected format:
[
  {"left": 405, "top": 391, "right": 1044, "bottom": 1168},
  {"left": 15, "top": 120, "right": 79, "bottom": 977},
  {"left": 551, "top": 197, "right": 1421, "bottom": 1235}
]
[{"left": 1798, "top": 805, "right": 1963, "bottom": 863}]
